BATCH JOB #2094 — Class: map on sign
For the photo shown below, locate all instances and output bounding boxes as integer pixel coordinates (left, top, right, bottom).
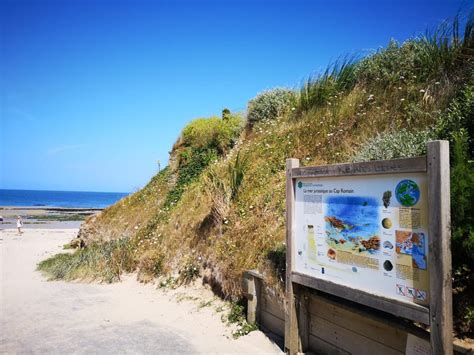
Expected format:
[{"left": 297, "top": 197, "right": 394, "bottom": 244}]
[{"left": 293, "top": 173, "right": 429, "bottom": 306}]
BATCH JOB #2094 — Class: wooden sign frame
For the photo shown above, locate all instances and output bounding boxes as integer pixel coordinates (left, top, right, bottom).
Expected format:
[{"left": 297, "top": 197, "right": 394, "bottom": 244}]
[{"left": 285, "top": 141, "right": 452, "bottom": 355}]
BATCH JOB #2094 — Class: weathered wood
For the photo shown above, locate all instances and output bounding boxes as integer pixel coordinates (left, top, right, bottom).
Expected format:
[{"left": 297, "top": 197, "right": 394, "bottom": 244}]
[
  {"left": 309, "top": 316, "right": 404, "bottom": 355},
  {"left": 291, "top": 156, "right": 426, "bottom": 178},
  {"left": 308, "top": 289, "right": 433, "bottom": 345},
  {"left": 245, "top": 269, "right": 264, "bottom": 280},
  {"left": 261, "top": 289, "right": 285, "bottom": 321},
  {"left": 427, "top": 140, "right": 453, "bottom": 355},
  {"left": 298, "top": 288, "right": 310, "bottom": 351},
  {"left": 285, "top": 158, "right": 300, "bottom": 354},
  {"left": 308, "top": 294, "right": 407, "bottom": 351},
  {"left": 291, "top": 272, "right": 430, "bottom": 324},
  {"left": 261, "top": 310, "right": 285, "bottom": 337},
  {"left": 308, "top": 334, "right": 351, "bottom": 355},
  {"left": 247, "top": 275, "right": 258, "bottom": 324}
]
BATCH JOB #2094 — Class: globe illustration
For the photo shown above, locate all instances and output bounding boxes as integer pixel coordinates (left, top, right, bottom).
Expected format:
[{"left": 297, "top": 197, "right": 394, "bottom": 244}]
[{"left": 395, "top": 179, "right": 420, "bottom": 207}]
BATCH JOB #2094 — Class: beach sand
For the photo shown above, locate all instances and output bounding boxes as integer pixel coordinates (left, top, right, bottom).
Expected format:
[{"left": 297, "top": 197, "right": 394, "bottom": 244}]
[{"left": 0, "top": 227, "right": 282, "bottom": 353}]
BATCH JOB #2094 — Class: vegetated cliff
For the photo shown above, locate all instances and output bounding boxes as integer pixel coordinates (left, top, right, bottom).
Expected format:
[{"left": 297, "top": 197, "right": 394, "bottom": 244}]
[{"left": 48, "top": 15, "right": 474, "bottom": 335}]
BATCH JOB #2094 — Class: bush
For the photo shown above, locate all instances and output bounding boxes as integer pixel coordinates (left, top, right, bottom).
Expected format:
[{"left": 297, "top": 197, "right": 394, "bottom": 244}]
[
  {"left": 180, "top": 115, "right": 243, "bottom": 155},
  {"left": 353, "top": 128, "right": 436, "bottom": 162},
  {"left": 247, "top": 88, "right": 294, "bottom": 125},
  {"left": 165, "top": 114, "right": 244, "bottom": 208}
]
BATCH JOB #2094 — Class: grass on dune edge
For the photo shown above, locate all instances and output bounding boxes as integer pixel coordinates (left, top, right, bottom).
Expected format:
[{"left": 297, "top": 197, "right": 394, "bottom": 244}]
[{"left": 39, "top": 12, "right": 474, "bottom": 337}]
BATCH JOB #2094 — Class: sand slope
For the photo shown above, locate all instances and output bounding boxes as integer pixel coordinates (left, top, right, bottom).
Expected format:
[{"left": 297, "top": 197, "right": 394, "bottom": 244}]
[{"left": 0, "top": 228, "right": 282, "bottom": 354}]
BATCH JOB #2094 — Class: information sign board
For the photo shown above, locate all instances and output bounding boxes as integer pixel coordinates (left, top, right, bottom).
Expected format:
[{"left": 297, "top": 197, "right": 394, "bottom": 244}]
[{"left": 293, "top": 173, "right": 429, "bottom": 306}]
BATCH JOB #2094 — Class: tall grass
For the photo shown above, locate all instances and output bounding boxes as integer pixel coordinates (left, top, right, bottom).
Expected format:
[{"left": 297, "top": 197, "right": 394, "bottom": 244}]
[
  {"left": 229, "top": 151, "right": 248, "bottom": 200},
  {"left": 37, "top": 237, "right": 136, "bottom": 283},
  {"left": 298, "top": 56, "right": 358, "bottom": 112}
]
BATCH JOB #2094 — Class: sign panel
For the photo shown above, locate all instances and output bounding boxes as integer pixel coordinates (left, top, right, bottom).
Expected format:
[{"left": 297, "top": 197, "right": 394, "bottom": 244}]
[{"left": 294, "top": 173, "right": 429, "bottom": 306}]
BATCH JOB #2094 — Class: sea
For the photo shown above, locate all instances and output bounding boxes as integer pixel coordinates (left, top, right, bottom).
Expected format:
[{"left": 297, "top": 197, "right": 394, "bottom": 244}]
[{"left": 0, "top": 189, "right": 129, "bottom": 209}]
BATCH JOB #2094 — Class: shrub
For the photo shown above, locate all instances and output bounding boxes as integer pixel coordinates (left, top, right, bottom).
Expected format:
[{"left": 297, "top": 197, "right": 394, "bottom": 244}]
[
  {"left": 247, "top": 88, "right": 294, "bottom": 125},
  {"left": 353, "top": 128, "right": 436, "bottom": 162},
  {"left": 180, "top": 115, "right": 243, "bottom": 155}
]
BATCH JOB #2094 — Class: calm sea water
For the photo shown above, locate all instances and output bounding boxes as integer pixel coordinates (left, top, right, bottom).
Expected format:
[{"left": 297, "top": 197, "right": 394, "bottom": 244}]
[{"left": 0, "top": 189, "right": 129, "bottom": 209}]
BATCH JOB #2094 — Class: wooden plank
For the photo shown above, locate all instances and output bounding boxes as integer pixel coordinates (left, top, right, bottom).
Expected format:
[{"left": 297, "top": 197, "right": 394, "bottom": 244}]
[
  {"left": 308, "top": 295, "right": 407, "bottom": 351},
  {"left": 308, "top": 334, "right": 350, "bottom": 355},
  {"left": 292, "top": 156, "right": 426, "bottom": 178},
  {"left": 309, "top": 316, "right": 404, "bottom": 355},
  {"left": 261, "top": 310, "right": 285, "bottom": 338},
  {"left": 427, "top": 140, "right": 453, "bottom": 355},
  {"left": 285, "top": 158, "right": 300, "bottom": 354},
  {"left": 261, "top": 289, "right": 285, "bottom": 321},
  {"left": 245, "top": 269, "right": 264, "bottom": 280},
  {"left": 291, "top": 272, "right": 430, "bottom": 324}
]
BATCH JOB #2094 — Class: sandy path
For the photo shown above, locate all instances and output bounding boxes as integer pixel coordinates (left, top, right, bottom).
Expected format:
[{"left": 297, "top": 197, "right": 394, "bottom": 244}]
[{"left": 0, "top": 228, "right": 282, "bottom": 354}]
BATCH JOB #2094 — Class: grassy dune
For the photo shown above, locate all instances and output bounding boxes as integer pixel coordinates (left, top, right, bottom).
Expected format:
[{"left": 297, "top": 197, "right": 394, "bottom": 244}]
[{"left": 40, "top": 14, "right": 474, "bottom": 335}]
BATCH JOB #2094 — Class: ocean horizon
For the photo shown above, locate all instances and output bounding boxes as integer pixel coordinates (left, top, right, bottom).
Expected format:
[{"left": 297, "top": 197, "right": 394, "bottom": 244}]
[{"left": 0, "top": 189, "right": 129, "bottom": 209}]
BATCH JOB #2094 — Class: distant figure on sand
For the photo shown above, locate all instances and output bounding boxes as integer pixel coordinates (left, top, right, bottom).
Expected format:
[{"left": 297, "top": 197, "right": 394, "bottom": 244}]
[
  {"left": 17, "top": 216, "right": 23, "bottom": 235},
  {"left": 0, "top": 215, "right": 3, "bottom": 224}
]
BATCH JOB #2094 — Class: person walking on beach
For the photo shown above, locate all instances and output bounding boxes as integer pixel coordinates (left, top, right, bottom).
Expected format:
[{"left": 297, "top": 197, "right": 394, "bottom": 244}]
[{"left": 16, "top": 216, "right": 23, "bottom": 235}]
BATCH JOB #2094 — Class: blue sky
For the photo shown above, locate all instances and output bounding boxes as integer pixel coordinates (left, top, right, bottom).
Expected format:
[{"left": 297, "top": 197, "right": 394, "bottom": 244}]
[{"left": 0, "top": 0, "right": 468, "bottom": 192}]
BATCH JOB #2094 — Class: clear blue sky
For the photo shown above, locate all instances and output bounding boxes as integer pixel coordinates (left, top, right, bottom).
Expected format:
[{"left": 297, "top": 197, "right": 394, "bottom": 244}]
[{"left": 0, "top": 0, "right": 468, "bottom": 192}]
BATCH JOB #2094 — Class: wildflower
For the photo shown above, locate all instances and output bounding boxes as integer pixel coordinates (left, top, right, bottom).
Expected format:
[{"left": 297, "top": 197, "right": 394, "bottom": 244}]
[
  {"left": 305, "top": 157, "right": 310, "bottom": 161},
  {"left": 435, "top": 81, "right": 441, "bottom": 85},
  {"left": 401, "top": 98, "right": 405, "bottom": 102},
  {"left": 291, "top": 107, "right": 295, "bottom": 111},
  {"left": 400, "top": 76, "right": 405, "bottom": 80},
  {"left": 327, "top": 133, "right": 334, "bottom": 137},
  {"left": 398, "top": 87, "right": 402, "bottom": 90},
  {"left": 420, "top": 89, "right": 425, "bottom": 93}
]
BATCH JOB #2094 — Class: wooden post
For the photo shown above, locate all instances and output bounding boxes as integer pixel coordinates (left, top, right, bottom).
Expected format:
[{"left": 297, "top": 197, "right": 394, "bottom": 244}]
[
  {"left": 298, "top": 287, "right": 310, "bottom": 351},
  {"left": 285, "top": 158, "right": 300, "bottom": 354},
  {"left": 427, "top": 140, "right": 453, "bottom": 355},
  {"left": 247, "top": 275, "right": 259, "bottom": 324}
]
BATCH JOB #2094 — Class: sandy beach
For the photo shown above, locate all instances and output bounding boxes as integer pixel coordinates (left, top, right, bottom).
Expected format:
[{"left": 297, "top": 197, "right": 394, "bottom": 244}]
[{"left": 0, "top": 226, "right": 282, "bottom": 354}]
